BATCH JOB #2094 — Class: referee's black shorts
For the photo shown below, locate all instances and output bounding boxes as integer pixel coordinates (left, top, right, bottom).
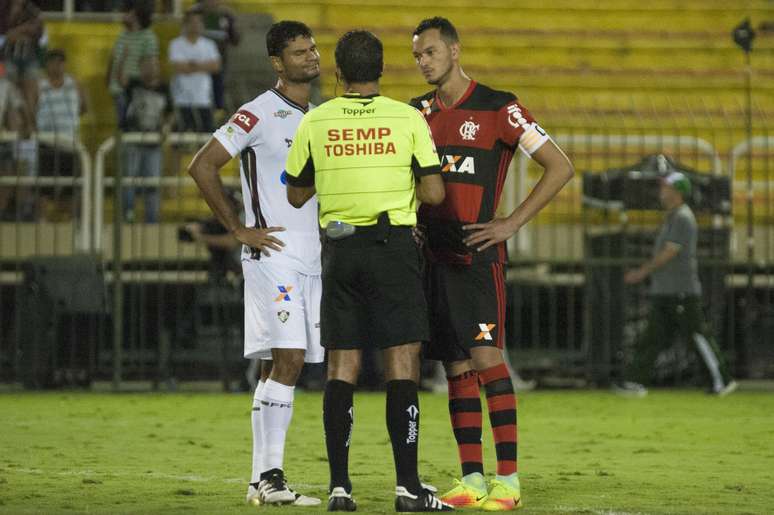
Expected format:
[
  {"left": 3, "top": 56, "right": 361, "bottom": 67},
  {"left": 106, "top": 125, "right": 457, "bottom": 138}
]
[
  {"left": 423, "top": 261, "right": 506, "bottom": 362},
  {"left": 321, "top": 226, "right": 430, "bottom": 350}
]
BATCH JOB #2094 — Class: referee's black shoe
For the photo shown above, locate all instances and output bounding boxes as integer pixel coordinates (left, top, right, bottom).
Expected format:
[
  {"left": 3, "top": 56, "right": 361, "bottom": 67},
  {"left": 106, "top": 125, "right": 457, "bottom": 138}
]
[
  {"left": 395, "top": 486, "right": 454, "bottom": 512},
  {"left": 328, "top": 487, "right": 357, "bottom": 511}
]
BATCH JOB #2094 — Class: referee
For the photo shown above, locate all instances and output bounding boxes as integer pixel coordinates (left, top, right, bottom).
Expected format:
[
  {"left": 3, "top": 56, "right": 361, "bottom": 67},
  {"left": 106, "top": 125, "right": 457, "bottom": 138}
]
[{"left": 285, "top": 30, "right": 452, "bottom": 512}]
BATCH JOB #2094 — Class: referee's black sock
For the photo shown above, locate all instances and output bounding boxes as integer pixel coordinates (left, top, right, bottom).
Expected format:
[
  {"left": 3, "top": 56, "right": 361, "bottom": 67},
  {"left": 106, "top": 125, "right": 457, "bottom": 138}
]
[
  {"left": 323, "top": 379, "right": 354, "bottom": 494},
  {"left": 386, "top": 379, "right": 422, "bottom": 495}
]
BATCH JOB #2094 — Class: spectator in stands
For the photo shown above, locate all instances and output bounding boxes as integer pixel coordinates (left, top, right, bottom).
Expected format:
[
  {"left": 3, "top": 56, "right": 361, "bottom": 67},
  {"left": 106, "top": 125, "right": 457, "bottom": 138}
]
[
  {"left": 106, "top": 0, "right": 158, "bottom": 125},
  {"left": 0, "top": 0, "right": 44, "bottom": 129},
  {"left": 35, "top": 49, "right": 86, "bottom": 133},
  {"left": 169, "top": 9, "right": 221, "bottom": 133},
  {"left": 0, "top": 67, "right": 26, "bottom": 220},
  {"left": 191, "top": 0, "right": 240, "bottom": 113},
  {"left": 121, "top": 54, "right": 172, "bottom": 223},
  {"left": 33, "top": 49, "right": 87, "bottom": 220}
]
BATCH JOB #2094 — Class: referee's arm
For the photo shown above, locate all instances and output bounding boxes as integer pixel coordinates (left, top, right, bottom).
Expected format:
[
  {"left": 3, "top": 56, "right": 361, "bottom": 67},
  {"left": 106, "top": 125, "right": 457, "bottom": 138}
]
[
  {"left": 287, "top": 180, "right": 315, "bottom": 208},
  {"left": 285, "top": 119, "right": 316, "bottom": 208},
  {"left": 411, "top": 110, "right": 445, "bottom": 206},
  {"left": 414, "top": 163, "right": 445, "bottom": 206},
  {"left": 286, "top": 160, "right": 315, "bottom": 207}
]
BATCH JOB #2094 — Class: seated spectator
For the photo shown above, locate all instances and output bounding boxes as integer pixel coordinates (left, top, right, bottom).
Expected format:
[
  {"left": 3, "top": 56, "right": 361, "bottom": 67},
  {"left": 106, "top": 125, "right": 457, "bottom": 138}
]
[
  {"left": 121, "top": 54, "right": 172, "bottom": 223},
  {"left": 106, "top": 0, "right": 158, "bottom": 125},
  {"left": 169, "top": 9, "right": 220, "bottom": 133},
  {"left": 34, "top": 48, "right": 87, "bottom": 220},
  {"left": 0, "top": 68, "right": 26, "bottom": 220},
  {"left": 191, "top": 0, "right": 240, "bottom": 112},
  {"left": 0, "top": 0, "right": 44, "bottom": 129}
]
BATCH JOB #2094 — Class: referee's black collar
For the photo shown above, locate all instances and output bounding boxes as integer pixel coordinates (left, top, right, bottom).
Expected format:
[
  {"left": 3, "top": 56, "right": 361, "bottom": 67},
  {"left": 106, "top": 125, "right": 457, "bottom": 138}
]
[
  {"left": 343, "top": 92, "right": 381, "bottom": 99},
  {"left": 270, "top": 88, "right": 308, "bottom": 113}
]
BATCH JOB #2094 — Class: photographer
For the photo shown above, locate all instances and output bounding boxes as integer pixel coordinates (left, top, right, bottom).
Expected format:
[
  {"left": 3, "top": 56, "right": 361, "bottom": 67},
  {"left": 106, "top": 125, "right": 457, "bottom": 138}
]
[
  {"left": 174, "top": 189, "right": 246, "bottom": 390},
  {"left": 180, "top": 217, "right": 241, "bottom": 281}
]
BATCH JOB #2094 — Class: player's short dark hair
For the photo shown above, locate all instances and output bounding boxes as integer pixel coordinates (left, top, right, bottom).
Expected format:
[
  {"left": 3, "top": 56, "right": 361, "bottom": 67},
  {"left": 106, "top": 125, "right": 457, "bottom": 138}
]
[
  {"left": 413, "top": 16, "right": 459, "bottom": 44},
  {"left": 266, "top": 21, "right": 313, "bottom": 58},
  {"left": 334, "top": 30, "right": 383, "bottom": 83}
]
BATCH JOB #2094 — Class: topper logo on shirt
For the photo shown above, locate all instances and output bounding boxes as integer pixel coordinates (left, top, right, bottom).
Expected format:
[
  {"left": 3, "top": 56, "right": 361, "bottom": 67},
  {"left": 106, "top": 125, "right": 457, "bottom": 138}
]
[
  {"left": 506, "top": 103, "right": 529, "bottom": 130},
  {"left": 441, "top": 155, "right": 476, "bottom": 174},
  {"left": 459, "top": 119, "right": 480, "bottom": 141},
  {"left": 420, "top": 99, "right": 433, "bottom": 116},
  {"left": 231, "top": 110, "right": 258, "bottom": 132}
]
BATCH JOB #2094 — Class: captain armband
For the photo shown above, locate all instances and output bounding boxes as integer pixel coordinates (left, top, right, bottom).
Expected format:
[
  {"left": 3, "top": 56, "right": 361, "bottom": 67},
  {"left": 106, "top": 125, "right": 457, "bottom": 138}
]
[{"left": 518, "top": 122, "right": 551, "bottom": 157}]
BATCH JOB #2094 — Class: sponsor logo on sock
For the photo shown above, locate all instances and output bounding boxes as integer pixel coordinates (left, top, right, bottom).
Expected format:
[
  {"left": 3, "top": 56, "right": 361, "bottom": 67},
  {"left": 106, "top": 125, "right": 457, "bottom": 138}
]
[
  {"left": 345, "top": 406, "right": 354, "bottom": 448},
  {"left": 406, "top": 420, "right": 417, "bottom": 444},
  {"left": 406, "top": 405, "right": 418, "bottom": 444}
]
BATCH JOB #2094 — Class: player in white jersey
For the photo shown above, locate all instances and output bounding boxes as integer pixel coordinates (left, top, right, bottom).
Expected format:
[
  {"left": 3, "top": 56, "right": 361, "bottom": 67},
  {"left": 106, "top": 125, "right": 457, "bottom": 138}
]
[{"left": 188, "top": 21, "right": 323, "bottom": 507}]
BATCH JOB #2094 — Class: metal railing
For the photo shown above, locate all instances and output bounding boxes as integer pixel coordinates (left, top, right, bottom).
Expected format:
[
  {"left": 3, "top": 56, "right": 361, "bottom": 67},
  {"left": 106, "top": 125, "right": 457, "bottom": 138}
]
[
  {"left": 0, "top": 131, "right": 93, "bottom": 251},
  {"left": 1, "top": 125, "right": 772, "bottom": 387}
]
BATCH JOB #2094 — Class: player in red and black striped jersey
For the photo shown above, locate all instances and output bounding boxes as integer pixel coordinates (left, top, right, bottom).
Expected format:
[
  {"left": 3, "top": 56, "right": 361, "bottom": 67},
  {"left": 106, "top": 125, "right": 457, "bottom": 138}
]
[{"left": 410, "top": 17, "right": 574, "bottom": 511}]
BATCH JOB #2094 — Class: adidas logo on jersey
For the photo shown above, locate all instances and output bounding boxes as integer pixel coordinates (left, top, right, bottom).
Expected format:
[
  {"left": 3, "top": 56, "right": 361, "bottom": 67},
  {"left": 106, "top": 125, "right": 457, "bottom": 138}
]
[{"left": 441, "top": 155, "right": 476, "bottom": 174}]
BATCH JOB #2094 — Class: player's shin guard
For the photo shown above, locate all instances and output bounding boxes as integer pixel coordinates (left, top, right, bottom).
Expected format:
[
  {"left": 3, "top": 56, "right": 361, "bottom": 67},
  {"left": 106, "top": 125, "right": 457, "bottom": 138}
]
[
  {"left": 480, "top": 363, "right": 518, "bottom": 476},
  {"left": 258, "top": 379, "right": 295, "bottom": 474},
  {"left": 386, "top": 379, "right": 422, "bottom": 495},
  {"left": 324, "top": 380, "right": 355, "bottom": 494},
  {"left": 447, "top": 370, "right": 484, "bottom": 476}
]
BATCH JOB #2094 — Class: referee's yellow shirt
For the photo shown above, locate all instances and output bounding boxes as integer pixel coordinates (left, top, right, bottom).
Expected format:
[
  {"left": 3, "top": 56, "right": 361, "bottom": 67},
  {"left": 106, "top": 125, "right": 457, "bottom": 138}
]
[{"left": 285, "top": 93, "right": 441, "bottom": 227}]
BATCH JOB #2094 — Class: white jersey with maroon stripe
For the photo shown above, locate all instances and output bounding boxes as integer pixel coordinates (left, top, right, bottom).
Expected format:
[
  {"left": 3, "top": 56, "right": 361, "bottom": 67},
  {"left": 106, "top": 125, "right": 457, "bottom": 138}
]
[{"left": 213, "top": 89, "right": 320, "bottom": 275}]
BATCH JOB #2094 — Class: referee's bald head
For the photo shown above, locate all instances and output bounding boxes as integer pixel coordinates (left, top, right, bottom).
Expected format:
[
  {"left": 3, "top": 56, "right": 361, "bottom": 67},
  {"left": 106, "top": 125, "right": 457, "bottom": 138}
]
[{"left": 335, "top": 30, "right": 383, "bottom": 84}]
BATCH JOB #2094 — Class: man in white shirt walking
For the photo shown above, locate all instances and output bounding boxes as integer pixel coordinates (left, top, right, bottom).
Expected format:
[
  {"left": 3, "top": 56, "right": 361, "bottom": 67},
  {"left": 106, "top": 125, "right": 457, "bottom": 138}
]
[
  {"left": 187, "top": 21, "right": 322, "bottom": 507},
  {"left": 169, "top": 10, "right": 221, "bottom": 133}
]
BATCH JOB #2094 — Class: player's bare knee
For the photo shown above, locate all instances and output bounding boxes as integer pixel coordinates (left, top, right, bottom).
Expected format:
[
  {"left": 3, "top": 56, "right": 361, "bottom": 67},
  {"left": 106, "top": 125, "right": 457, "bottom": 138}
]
[
  {"left": 269, "top": 349, "right": 306, "bottom": 385},
  {"left": 470, "top": 346, "right": 504, "bottom": 372},
  {"left": 444, "top": 359, "right": 473, "bottom": 378},
  {"left": 259, "top": 360, "right": 273, "bottom": 382}
]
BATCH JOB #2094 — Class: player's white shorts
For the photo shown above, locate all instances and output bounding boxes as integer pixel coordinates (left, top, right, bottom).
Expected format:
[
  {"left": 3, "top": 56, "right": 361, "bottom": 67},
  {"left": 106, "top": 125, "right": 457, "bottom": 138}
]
[{"left": 242, "top": 260, "right": 323, "bottom": 363}]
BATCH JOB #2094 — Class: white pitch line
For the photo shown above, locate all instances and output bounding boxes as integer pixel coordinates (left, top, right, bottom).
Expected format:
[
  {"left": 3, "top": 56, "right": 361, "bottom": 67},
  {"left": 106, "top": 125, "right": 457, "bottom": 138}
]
[
  {"left": 2, "top": 467, "right": 325, "bottom": 489},
  {"left": 523, "top": 506, "right": 649, "bottom": 515}
]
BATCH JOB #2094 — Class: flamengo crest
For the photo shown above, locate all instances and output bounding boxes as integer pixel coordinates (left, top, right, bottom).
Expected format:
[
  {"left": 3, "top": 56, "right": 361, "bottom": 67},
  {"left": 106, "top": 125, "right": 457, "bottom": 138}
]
[{"left": 459, "top": 119, "right": 480, "bottom": 141}]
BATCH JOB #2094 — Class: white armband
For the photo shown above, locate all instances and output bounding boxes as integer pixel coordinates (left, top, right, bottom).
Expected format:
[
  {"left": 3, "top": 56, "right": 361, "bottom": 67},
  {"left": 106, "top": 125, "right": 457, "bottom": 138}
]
[{"left": 518, "top": 122, "right": 550, "bottom": 157}]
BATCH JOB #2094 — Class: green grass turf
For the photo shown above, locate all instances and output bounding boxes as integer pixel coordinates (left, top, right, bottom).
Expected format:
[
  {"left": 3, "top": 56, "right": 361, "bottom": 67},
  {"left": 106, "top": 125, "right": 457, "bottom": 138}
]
[{"left": 1, "top": 390, "right": 774, "bottom": 514}]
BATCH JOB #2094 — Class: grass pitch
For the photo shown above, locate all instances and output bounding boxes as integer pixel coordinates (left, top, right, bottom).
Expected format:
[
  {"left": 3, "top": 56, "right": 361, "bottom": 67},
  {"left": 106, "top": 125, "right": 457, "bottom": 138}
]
[{"left": 1, "top": 389, "right": 773, "bottom": 514}]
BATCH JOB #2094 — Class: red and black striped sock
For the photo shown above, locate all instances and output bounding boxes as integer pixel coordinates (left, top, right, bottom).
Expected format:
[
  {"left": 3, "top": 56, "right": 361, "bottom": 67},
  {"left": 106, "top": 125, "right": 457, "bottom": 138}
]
[
  {"left": 479, "top": 363, "right": 517, "bottom": 476},
  {"left": 447, "top": 370, "right": 484, "bottom": 476}
]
